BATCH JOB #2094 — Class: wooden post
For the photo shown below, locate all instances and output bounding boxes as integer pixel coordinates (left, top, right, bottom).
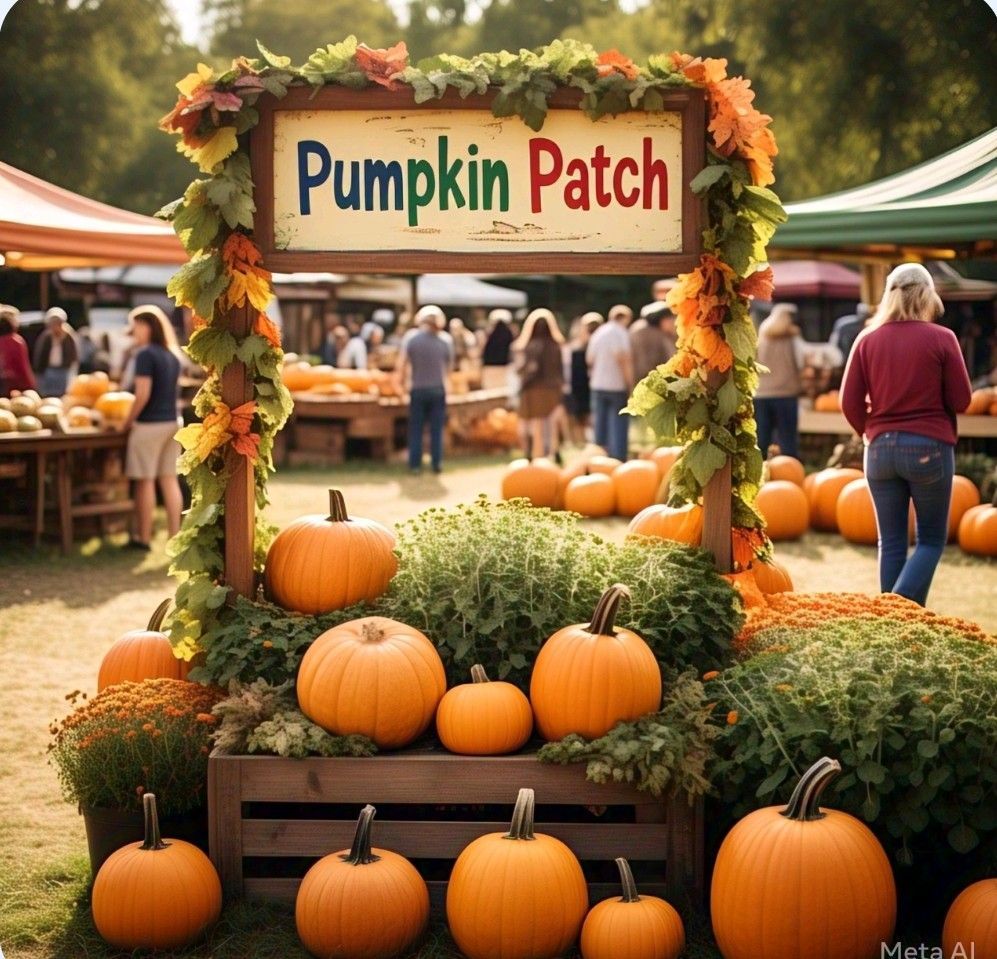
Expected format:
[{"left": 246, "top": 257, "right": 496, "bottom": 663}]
[
  {"left": 701, "top": 370, "right": 733, "bottom": 572},
  {"left": 221, "top": 303, "right": 255, "bottom": 597}
]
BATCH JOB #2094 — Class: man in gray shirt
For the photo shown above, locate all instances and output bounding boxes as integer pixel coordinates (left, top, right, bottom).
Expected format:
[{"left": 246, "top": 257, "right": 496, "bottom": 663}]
[{"left": 395, "top": 305, "right": 454, "bottom": 474}]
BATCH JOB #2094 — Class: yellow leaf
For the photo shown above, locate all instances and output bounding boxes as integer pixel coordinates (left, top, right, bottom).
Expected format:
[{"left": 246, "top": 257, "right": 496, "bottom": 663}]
[
  {"left": 244, "top": 272, "right": 273, "bottom": 311},
  {"left": 177, "top": 127, "right": 238, "bottom": 174},
  {"left": 177, "top": 62, "right": 214, "bottom": 97}
]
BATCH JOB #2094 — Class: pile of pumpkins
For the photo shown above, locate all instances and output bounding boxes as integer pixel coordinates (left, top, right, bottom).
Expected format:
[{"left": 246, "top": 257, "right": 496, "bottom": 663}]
[
  {"left": 280, "top": 354, "right": 400, "bottom": 398},
  {"left": 0, "top": 385, "right": 131, "bottom": 433},
  {"left": 65, "top": 371, "right": 135, "bottom": 423},
  {"left": 465, "top": 406, "right": 520, "bottom": 448},
  {"left": 0, "top": 390, "right": 48, "bottom": 433},
  {"left": 814, "top": 386, "right": 997, "bottom": 417}
]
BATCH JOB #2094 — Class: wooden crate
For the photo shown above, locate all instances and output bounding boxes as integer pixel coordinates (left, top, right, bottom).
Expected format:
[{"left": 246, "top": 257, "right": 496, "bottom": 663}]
[{"left": 208, "top": 750, "right": 703, "bottom": 912}]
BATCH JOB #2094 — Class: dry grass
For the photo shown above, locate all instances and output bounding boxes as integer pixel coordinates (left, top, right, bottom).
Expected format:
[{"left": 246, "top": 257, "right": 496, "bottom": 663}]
[{"left": 0, "top": 455, "right": 993, "bottom": 957}]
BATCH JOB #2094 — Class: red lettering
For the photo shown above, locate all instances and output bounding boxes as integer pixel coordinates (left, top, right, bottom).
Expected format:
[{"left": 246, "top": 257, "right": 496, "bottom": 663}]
[
  {"left": 613, "top": 157, "right": 640, "bottom": 207},
  {"left": 564, "top": 158, "right": 591, "bottom": 210},
  {"left": 529, "top": 138, "right": 562, "bottom": 213},
  {"left": 591, "top": 145, "right": 612, "bottom": 207},
  {"left": 642, "top": 137, "right": 668, "bottom": 210}
]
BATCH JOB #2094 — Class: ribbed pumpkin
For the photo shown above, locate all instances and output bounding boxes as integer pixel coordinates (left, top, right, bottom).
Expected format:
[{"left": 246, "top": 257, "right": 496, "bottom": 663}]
[
  {"left": 612, "top": 460, "right": 662, "bottom": 517},
  {"left": 530, "top": 584, "right": 661, "bottom": 741},
  {"left": 947, "top": 475, "right": 981, "bottom": 542},
  {"left": 712, "top": 757, "right": 896, "bottom": 959},
  {"left": 97, "top": 600, "right": 189, "bottom": 691},
  {"left": 586, "top": 454, "right": 623, "bottom": 476},
  {"left": 295, "top": 804, "right": 429, "bottom": 959},
  {"left": 557, "top": 459, "right": 589, "bottom": 509},
  {"left": 766, "top": 454, "right": 806, "bottom": 486},
  {"left": 447, "top": 788, "right": 588, "bottom": 959},
  {"left": 958, "top": 498, "right": 997, "bottom": 556},
  {"left": 836, "top": 477, "right": 879, "bottom": 545},
  {"left": 92, "top": 793, "right": 221, "bottom": 950},
  {"left": 809, "top": 467, "right": 864, "bottom": 531},
  {"left": 755, "top": 481, "right": 809, "bottom": 540},
  {"left": 942, "top": 878, "right": 997, "bottom": 959},
  {"left": 751, "top": 559, "right": 794, "bottom": 594},
  {"left": 647, "top": 445, "right": 682, "bottom": 480},
  {"left": 297, "top": 617, "right": 446, "bottom": 749},
  {"left": 264, "top": 489, "right": 397, "bottom": 614},
  {"left": 627, "top": 502, "right": 703, "bottom": 545},
  {"left": 436, "top": 664, "right": 533, "bottom": 756},
  {"left": 564, "top": 473, "right": 616, "bottom": 517},
  {"left": 580, "top": 857, "right": 685, "bottom": 959},
  {"left": 501, "top": 457, "right": 562, "bottom": 508}
]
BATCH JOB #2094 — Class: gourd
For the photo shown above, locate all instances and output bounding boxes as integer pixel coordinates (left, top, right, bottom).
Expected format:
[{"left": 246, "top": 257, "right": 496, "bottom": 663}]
[
  {"left": 755, "top": 480, "right": 809, "bottom": 540},
  {"left": 264, "top": 489, "right": 397, "bottom": 614},
  {"left": 627, "top": 502, "right": 703, "bottom": 545},
  {"left": 564, "top": 473, "right": 616, "bottom": 517},
  {"left": 91, "top": 793, "right": 221, "bottom": 950},
  {"left": 942, "top": 879, "right": 997, "bottom": 959},
  {"left": 501, "top": 457, "right": 561, "bottom": 508},
  {"left": 436, "top": 664, "right": 533, "bottom": 756},
  {"left": 813, "top": 390, "right": 840, "bottom": 412},
  {"left": 295, "top": 804, "right": 429, "bottom": 959},
  {"left": 97, "top": 599, "right": 188, "bottom": 691},
  {"left": 530, "top": 584, "right": 661, "bottom": 741},
  {"left": 612, "top": 460, "right": 662, "bottom": 517},
  {"left": 446, "top": 787, "right": 588, "bottom": 959}
]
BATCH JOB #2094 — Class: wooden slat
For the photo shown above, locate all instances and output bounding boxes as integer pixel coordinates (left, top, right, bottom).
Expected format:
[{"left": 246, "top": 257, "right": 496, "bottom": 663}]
[
  {"left": 208, "top": 754, "right": 244, "bottom": 900},
  {"left": 241, "top": 819, "right": 669, "bottom": 859}
]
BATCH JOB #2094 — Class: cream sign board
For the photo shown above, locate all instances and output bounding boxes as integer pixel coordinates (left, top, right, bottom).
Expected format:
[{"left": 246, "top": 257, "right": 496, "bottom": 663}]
[{"left": 251, "top": 87, "right": 705, "bottom": 274}]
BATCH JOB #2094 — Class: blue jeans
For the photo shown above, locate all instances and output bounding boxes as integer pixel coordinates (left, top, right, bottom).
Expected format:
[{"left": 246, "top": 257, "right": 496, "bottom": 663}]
[
  {"left": 755, "top": 396, "right": 799, "bottom": 458},
  {"left": 865, "top": 431, "right": 954, "bottom": 606},
  {"left": 592, "top": 389, "right": 630, "bottom": 461},
  {"left": 408, "top": 387, "right": 446, "bottom": 471}
]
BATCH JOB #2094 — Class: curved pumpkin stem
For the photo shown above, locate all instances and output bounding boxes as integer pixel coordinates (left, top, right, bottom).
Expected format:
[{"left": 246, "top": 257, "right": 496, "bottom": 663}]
[
  {"left": 327, "top": 489, "right": 349, "bottom": 523},
  {"left": 470, "top": 664, "right": 490, "bottom": 684},
  {"left": 781, "top": 757, "right": 842, "bottom": 822},
  {"left": 340, "top": 804, "right": 381, "bottom": 865},
  {"left": 588, "top": 584, "right": 631, "bottom": 637},
  {"left": 504, "top": 788, "right": 536, "bottom": 841},
  {"left": 615, "top": 857, "right": 641, "bottom": 902},
  {"left": 147, "top": 599, "right": 171, "bottom": 633},
  {"left": 140, "top": 793, "right": 169, "bottom": 852}
]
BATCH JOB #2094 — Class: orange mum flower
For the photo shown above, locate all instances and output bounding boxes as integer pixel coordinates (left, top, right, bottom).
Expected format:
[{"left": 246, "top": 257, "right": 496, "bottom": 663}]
[
  {"left": 670, "top": 52, "right": 728, "bottom": 85},
  {"left": 355, "top": 41, "right": 409, "bottom": 90},
  {"left": 596, "top": 50, "right": 639, "bottom": 81}
]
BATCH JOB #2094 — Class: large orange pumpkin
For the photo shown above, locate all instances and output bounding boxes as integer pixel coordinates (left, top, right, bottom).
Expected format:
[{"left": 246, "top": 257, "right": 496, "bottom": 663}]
[
  {"left": 501, "top": 457, "right": 562, "bottom": 508},
  {"left": 751, "top": 559, "right": 794, "bottom": 594},
  {"left": 766, "top": 454, "right": 806, "bottom": 486},
  {"left": 564, "top": 473, "right": 616, "bottom": 517},
  {"left": 92, "top": 793, "right": 221, "bottom": 951},
  {"left": 755, "top": 481, "right": 809, "bottom": 540},
  {"left": 580, "top": 857, "right": 685, "bottom": 959},
  {"left": 530, "top": 584, "right": 661, "bottom": 741},
  {"left": 808, "top": 467, "right": 865, "bottom": 531},
  {"left": 964, "top": 388, "right": 995, "bottom": 415},
  {"left": 586, "top": 455, "right": 623, "bottom": 476},
  {"left": 627, "top": 502, "right": 703, "bottom": 545},
  {"left": 947, "top": 475, "right": 980, "bottom": 542},
  {"left": 446, "top": 787, "right": 588, "bottom": 959},
  {"left": 264, "top": 489, "right": 397, "bottom": 614},
  {"left": 647, "top": 445, "right": 682, "bottom": 481},
  {"left": 436, "top": 664, "right": 533, "bottom": 756},
  {"left": 942, "top": 879, "right": 997, "bottom": 959},
  {"left": 958, "top": 498, "right": 997, "bottom": 556},
  {"left": 556, "top": 459, "right": 589, "bottom": 509},
  {"left": 836, "top": 477, "right": 879, "bottom": 545},
  {"left": 295, "top": 804, "right": 429, "bottom": 959},
  {"left": 612, "top": 459, "right": 662, "bottom": 517},
  {"left": 711, "top": 757, "right": 896, "bottom": 959},
  {"left": 97, "top": 600, "right": 189, "bottom": 691},
  {"left": 297, "top": 616, "right": 446, "bottom": 749}
]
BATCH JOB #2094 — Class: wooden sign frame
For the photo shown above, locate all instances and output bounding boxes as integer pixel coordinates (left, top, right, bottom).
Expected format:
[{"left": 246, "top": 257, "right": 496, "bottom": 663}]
[{"left": 249, "top": 85, "right": 706, "bottom": 276}]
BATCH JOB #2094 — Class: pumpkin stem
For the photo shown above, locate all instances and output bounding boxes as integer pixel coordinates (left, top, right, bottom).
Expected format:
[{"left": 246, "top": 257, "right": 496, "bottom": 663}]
[
  {"left": 588, "top": 584, "right": 631, "bottom": 636},
  {"left": 327, "top": 489, "right": 349, "bottom": 523},
  {"left": 341, "top": 804, "right": 381, "bottom": 865},
  {"left": 615, "top": 857, "right": 641, "bottom": 902},
  {"left": 140, "top": 793, "right": 169, "bottom": 851},
  {"left": 781, "top": 757, "right": 842, "bottom": 822},
  {"left": 360, "top": 621, "right": 385, "bottom": 644},
  {"left": 504, "top": 788, "right": 536, "bottom": 841},
  {"left": 470, "top": 664, "right": 490, "bottom": 684},
  {"left": 147, "top": 599, "right": 171, "bottom": 633}
]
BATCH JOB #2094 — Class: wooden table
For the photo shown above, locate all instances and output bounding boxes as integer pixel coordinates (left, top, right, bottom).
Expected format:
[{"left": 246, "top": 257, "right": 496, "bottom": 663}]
[
  {"left": 799, "top": 408, "right": 997, "bottom": 439},
  {"left": 0, "top": 430, "right": 133, "bottom": 553}
]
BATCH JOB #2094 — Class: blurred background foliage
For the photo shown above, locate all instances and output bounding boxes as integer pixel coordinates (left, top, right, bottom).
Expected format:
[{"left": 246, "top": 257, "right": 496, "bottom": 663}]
[{"left": 0, "top": 0, "right": 994, "bottom": 215}]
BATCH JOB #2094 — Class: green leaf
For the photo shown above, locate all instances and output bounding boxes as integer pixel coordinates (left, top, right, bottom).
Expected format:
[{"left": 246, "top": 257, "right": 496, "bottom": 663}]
[
  {"left": 857, "top": 759, "right": 887, "bottom": 785},
  {"left": 155, "top": 197, "right": 183, "bottom": 221},
  {"left": 186, "top": 327, "right": 238, "bottom": 370},
  {"left": 714, "top": 376, "right": 741, "bottom": 424},
  {"left": 755, "top": 765, "right": 789, "bottom": 797},
  {"left": 167, "top": 253, "right": 227, "bottom": 319},
  {"left": 645, "top": 401, "right": 678, "bottom": 442},
  {"left": 724, "top": 317, "right": 757, "bottom": 363},
  {"left": 640, "top": 87, "right": 664, "bottom": 112},
  {"left": 742, "top": 185, "right": 788, "bottom": 225},
  {"left": 682, "top": 439, "right": 727, "bottom": 487},
  {"left": 173, "top": 194, "right": 222, "bottom": 254},
  {"left": 917, "top": 739, "right": 939, "bottom": 759},
  {"left": 691, "top": 164, "right": 731, "bottom": 194},
  {"left": 947, "top": 822, "right": 979, "bottom": 854},
  {"left": 256, "top": 40, "right": 291, "bottom": 70}
]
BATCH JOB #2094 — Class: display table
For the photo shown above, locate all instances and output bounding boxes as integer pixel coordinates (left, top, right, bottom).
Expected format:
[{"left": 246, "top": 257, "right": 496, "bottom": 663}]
[
  {"left": 278, "top": 387, "right": 511, "bottom": 465},
  {"left": 0, "top": 430, "right": 133, "bottom": 553},
  {"left": 799, "top": 408, "right": 997, "bottom": 439}
]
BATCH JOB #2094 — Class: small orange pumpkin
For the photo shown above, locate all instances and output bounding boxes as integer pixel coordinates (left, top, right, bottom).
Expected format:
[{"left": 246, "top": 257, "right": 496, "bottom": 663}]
[
  {"left": 564, "top": 473, "right": 616, "bottom": 517},
  {"left": 91, "top": 793, "right": 221, "bottom": 950},
  {"left": 958, "top": 498, "right": 997, "bottom": 556},
  {"left": 297, "top": 616, "right": 446, "bottom": 749},
  {"left": 964, "top": 387, "right": 995, "bottom": 415},
  {"left": 751, "top": 559, "right": 794, "bottom": 594},
  {"left": 580, "top": 857, "right": 685, "bottom": 959},
  {"left": 808, "top": 467, "right": 865, "bottom": 531},
  {"left": 530, "top": 584, "right": 661, "bottom": 741},
  {"left": 447, "top": 788, "right": 588, "bottom": 959},
  {"left": 436, "top": 664, "right": 533, "bottom": 756},
  {"left": 94, "top": 391, "right": 135, "bottom": 422},
  {"left": 264, "top": 489, "right": 397, "bottom": 614},
  {"left": 836, "top": 477, "right": 879, "bottom": 545},
  {"left": 295, "top": 804, "right": 429, "bottom": 959},
  {"left": 942, "top": 878, "right": 997, "bottom": 959},
  {"left": 766, "top": 453, "right": 806, "bottom": 486},
  {"left": 501, "top": 457, "right": 562, "bottom": 508},
  {"left": 647, "top": 445, "right": 682, "bottom": 480},
  {"left": 947, "top": 475, "right": 981, "bottom": 542},
  {"left": 813, "top": 390, "right": 841, "bottom": 412},
  {"left": 755, "top": 480, "right": 809, "bottom": 540},
  {"left": 627, "top": 502, "right": 703, "bottom": 545},
  {"left": 612, "top": 459, "right": 662, "bottom": 517},
  {"left": 97, "top": 600, "right": 189, "bottom": 691}
]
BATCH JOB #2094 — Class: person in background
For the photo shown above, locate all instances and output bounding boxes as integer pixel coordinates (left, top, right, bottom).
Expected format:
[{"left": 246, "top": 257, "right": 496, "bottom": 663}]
[
  {"left": 755, "top": 303, "right": 807, "bottom": 458},
  {"left": 0, "top": 305, "right": 36, "bottom": 395},
  {"left": 449, "top": 317, "right": 477, "bottom": 371},
  {"left": 586, "top": 303, "right": 634, "bottom": 461},
  {"left": 32, "top": 307, "right": 79, "bottom": 397},
  {"left": 514, "top": 308, "right": 565, "bottom": 462},
  {"left": 651, "top": 278, "right": 674, "bottom": 302},
  {"left": 629, "top": 302, "right": 676, "bottom": 448},
  {"left": 120, "top": 305, "right": 183, "bottom": 552},
  {"left": 395, "top": 305, "right": 454, "bottom": 475},
  {"left": 333, "top": 325, "right": 368, "bottom": 370},
  {"left": 481, "top": 308, "right": 515, "bottom": 389},
  {"left": 366, "top": 324, "right": 388, "bottom": 369},
  {"left": 841, "top": 263, "right": 972, "bottom": 606},
  {"left": 829, "top": 302, "right": 871, "bottom": 366},
  {"left": 563, "top": 312, "right": 601, "bottom": 446}
]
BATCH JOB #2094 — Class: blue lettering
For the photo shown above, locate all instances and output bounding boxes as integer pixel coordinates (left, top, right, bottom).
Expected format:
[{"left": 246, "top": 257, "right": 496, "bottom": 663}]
[
  {"left": 297, "top": 140, "right": 331, "bottom": 215},
  {"left": 334, "top": 160, "right": 361, "bottom": 210}
]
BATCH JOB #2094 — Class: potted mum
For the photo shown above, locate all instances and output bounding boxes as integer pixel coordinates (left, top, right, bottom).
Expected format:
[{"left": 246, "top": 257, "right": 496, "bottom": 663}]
[{"left": 49, "top": 678, "right": 222, "bottom": 874}]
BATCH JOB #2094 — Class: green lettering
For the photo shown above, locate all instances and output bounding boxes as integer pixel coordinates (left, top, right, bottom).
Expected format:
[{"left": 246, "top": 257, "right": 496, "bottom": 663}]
[
  {"left": 483, "top": 159, "right": 509, "bottom": 212},
  {"left": 407, "top": 159, "right": 436, "bottom": 227},
  {"left": 437, "top": 135, "right": 466, "bottom": 210}
]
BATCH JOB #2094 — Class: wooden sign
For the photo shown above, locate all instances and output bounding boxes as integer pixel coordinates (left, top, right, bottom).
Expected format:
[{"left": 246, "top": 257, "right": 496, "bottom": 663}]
[{"left": 251, "top": 87, "right": 705, "bottom": 274}]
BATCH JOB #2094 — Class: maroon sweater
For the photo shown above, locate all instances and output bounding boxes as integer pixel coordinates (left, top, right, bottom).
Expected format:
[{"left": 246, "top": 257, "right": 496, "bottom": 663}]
[{"left": 840, "top": 321, "right": 972, "bottom": 445}]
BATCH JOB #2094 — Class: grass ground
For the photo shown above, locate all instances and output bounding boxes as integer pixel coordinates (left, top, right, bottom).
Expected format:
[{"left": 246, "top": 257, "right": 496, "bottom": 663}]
[{"left": 1, "top": 455, "right": 994, "bottom": 958}]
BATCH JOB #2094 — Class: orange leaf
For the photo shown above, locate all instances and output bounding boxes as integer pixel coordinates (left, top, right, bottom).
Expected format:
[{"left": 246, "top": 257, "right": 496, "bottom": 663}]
[
  {"left": 222, "top": 233, "right": 272, "bottom": 311},
  {"left": 670, "top": 52, "right": 728, "bottom": 85},
  {"left": 230, "top": 431, "right": 261, "bottom": 461},
  {"left": 228, "top": 400, "right": 255, "bottom": 436},
  {"left": 596, "top": 49, "right": 639, "bottom": 81},
  {"left": 355, "top": 41, "right": 409, "bottom": 90},
  {"left": 689, "top": 326, "right": 733, "bottom": 372},
  {"left": 254, "top": 312, "right": 281, "bottom": 350},
  {"left": 708, "top": 76, "right": 772, "bottom": 158},
  {"left": 732, "top": 526, "right": 768, "bottom": 569},
  {"left": 722, "top": 571, "right": 767, "bottom": 609},
  {"left": 739, "top": 267, "right": 775, "bottom": 302}
]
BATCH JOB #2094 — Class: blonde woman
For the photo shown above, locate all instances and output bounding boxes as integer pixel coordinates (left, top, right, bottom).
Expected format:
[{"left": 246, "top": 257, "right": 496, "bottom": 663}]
[
  {"left": 755, "top": 303, "right": 807, "bottom": 458},
  {"left": 841, "top": 263, "right": 972, "bottom": 605},
  {"left": 513, "top": 308, "right": 565, "bottom": 460}
]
